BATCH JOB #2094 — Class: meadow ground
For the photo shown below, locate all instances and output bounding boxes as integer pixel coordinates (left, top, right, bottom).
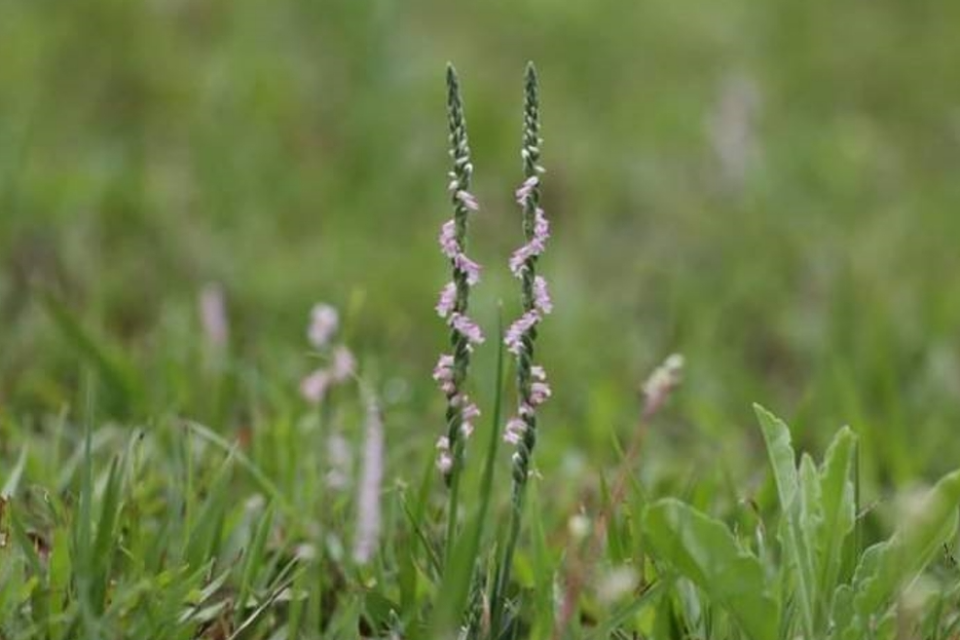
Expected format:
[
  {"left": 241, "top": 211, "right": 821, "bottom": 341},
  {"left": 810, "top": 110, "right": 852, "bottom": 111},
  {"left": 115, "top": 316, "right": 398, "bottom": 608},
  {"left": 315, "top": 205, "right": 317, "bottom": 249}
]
[{"left": 3, "top": 1, "right": 960, "bottom": 638}]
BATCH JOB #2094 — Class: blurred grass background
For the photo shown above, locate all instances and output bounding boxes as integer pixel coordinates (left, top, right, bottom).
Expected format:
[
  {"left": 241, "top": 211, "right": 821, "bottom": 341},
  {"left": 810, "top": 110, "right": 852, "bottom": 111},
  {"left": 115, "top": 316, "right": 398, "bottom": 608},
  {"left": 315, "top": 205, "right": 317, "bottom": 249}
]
[{"left": 3, "top": 0, "right": 960, "bottom": 495}]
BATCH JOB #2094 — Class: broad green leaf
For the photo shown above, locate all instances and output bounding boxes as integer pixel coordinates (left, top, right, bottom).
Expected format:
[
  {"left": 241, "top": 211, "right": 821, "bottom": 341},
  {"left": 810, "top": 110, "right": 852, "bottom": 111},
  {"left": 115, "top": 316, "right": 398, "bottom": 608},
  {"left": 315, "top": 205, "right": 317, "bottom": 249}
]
[
  {"left": 830, "top": 584, "right": 854, "bottom": 636},
  {"left": 817, "top": 426, "right": 856, "bottom": 597},
  {"left": 798, "top": 453, "right": 825, "bottom": 625},
  {"left": 643, "top": 498, "right": 779, "bottom": 640},
  {"left": 754, "top": 405, "right": 798, "bottom": 510},
  {"left": 754, "top": 405, "right": 816, "bottom": 638},
  {"left": 840, "top": 469, "right": 960, "bottom": 639}
]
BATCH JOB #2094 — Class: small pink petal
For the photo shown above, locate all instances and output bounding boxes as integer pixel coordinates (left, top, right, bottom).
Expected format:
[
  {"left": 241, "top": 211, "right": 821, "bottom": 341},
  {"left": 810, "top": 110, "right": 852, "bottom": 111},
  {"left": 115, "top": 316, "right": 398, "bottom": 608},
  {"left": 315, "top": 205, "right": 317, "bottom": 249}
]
[
  {"left": 436, "top": 282, "right": 458, "bottom": 318},
  {"left": 456, "top": 190, "right": 479, "bottom": 211}
]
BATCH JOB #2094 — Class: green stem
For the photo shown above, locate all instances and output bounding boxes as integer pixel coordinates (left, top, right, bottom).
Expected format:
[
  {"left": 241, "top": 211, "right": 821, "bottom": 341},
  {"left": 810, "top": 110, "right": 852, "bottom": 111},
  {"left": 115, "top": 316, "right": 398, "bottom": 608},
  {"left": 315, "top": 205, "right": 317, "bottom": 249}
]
[
  {"left": 444, "top": 440, "right": 464, "bottom": 568},
  {"left": 492, "top": 490, "right": 525, "bottom": 636}
]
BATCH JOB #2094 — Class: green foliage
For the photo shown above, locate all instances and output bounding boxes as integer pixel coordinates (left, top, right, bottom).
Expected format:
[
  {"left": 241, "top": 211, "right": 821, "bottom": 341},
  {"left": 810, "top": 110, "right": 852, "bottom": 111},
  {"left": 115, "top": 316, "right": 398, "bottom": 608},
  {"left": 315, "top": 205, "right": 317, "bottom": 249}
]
[
  {"left": 835, "top": 469, "right": 960, "bottom": 640},
  {"left": 644, "top": 498, "right": 779, "bottom": 640},
  {"left": 645, "top": 406, "right": 960, "bottom": 640}
]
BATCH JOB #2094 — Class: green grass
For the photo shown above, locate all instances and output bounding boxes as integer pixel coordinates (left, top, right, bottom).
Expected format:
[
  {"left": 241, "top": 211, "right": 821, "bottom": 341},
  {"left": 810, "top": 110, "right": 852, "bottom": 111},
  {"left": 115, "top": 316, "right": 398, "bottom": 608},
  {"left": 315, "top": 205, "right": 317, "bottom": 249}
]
[{"left": 3, "top": 0, "right": 960, "bottom": 638}]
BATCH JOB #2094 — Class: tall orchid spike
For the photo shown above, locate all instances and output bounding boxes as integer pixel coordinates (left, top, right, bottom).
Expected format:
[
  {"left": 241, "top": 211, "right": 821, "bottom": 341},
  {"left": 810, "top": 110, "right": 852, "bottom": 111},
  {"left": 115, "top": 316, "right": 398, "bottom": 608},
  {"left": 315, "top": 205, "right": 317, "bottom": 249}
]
[
  {"left": 504, "top": 61, "right": 551, "bottom": 496},
  {"left": 493, "top": 62, "right": 552, "bottom": 631},
  {"left": 434, "top": 63, "right": 485, "bottom": 485}
]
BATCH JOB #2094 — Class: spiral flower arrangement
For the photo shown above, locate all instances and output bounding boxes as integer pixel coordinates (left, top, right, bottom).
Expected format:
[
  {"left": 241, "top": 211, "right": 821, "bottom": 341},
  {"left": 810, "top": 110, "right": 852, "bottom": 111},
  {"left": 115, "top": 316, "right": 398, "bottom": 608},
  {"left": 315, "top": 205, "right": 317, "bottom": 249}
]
[
  {"left": 504, "top": 63, "right": 551, "bottom": 498},
  {"left": 433, "top": 64, "right": 484, "bottom": 487}
]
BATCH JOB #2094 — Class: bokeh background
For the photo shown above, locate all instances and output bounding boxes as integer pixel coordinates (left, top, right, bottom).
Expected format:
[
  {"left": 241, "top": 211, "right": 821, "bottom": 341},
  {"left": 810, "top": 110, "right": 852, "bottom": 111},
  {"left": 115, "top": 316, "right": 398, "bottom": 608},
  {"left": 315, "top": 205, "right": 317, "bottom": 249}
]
[{"left": 3, "top": 0, "right": 960, "bottom": 495}]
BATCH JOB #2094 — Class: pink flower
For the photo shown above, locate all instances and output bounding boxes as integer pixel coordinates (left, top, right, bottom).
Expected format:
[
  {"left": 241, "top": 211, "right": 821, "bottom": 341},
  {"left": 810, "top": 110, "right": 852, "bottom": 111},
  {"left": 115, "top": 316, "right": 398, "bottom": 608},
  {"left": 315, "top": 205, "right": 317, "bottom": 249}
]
[
  {"left": 436, "top": 436, "right": 453, "bottom": 474},
  {"left": 436, "top": 282, "right": 457, "bottom": 318},
  {"left": 509, "top": 244, "right": 535, "bottom": 276},
  {"left": 461, "top": 401, "right": 481, "bottom": 437},
  {"left": 505, "top": 310, "right": 540, "bottom": 355},
  {"left": 530, "top": 381, "right": 552, "bottom": 406},
  {"left": 198, "top": 283, "right": 229, "bottom": 349},
  {"left": 437, "top": 455, "right": 453, "bottom": 474},
  {"left": 330, "top": 346, "right": 356, "bottom": 383},
  {"left": 353, "top": 399, "right": 384, "bottom": 565},
  {"left": 508, "top": 211, "right": 549, "bottom": 276},
  {"left": 534, "top": 208, "right": 550, "bottom": 242},
  {"left": 301, "top": 369, "right": 331, "bottom": 404},
  {"left": 439, "top": 220, "right": 459, "bottom": 258},
  {"left": 504, "top": 417, "right": 526, "bottom": 444},
  {"left": 433, "top": 354, "right": 456, "bottom": 395},
  {"left": 433, "top": 354, "right": 454, "bottom": 381},
  {"left": 533, "top": 276, "right": 553, "bottom": 314},
  {"left": 454, "top": 254, "right": 482, "bottom": 286},
  {"left": 515, "top": 175, "right": 540, "bottom": 206},
  {"left": 308, "top": 303, "right": 339, "bottom": 348},
  {"left": 456, "top": 190, "right": 479, "bottom": 211},
  {"left": 528, "top": 364, "right": 551, "bottom": 406},
  {"left": 462, "top": 402, "right": 480, "bottom": 421},
  {"left": 450, "top": 312, "right": 485, "bottom": 345}
]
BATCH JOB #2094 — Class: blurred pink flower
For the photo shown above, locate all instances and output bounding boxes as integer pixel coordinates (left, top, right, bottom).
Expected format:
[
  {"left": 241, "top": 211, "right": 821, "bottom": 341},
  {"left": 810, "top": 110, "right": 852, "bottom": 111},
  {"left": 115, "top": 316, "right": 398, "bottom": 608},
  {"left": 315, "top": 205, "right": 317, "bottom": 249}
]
[
  {"left": 353, "top": 399, "right": 384, "bottom": 564},
  {"left": 308, "top": 303, "right": 339, "bottom": 348},
  {"left": 433, "top": 354, "right": 454, "bottom": 379},
  {"left": 462, "top": 402, "right": 480, "bottom": 421},
  {"left": 433, "top": 354, "right": 456, "bottom": 395},
  {"left": 460, "top": 401, "right": 480, "bottom": 438},
  {"left": 300, "top": 369, "right": 331, "bottom": 405},
  {"left": 530, "top": 381, "right": 552, "bottom": 406},
  {"left": 198, "top": 283, "right": 229, "bottom": 349},
  {"left": 504, "top": 417, "right": 526, "bottom": 445},
  {"left": 436, "top": 436, "right": 453, "bottom": 474},
  {"left": 330, "top": 346, "right": 356, "bottom": 383}
]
